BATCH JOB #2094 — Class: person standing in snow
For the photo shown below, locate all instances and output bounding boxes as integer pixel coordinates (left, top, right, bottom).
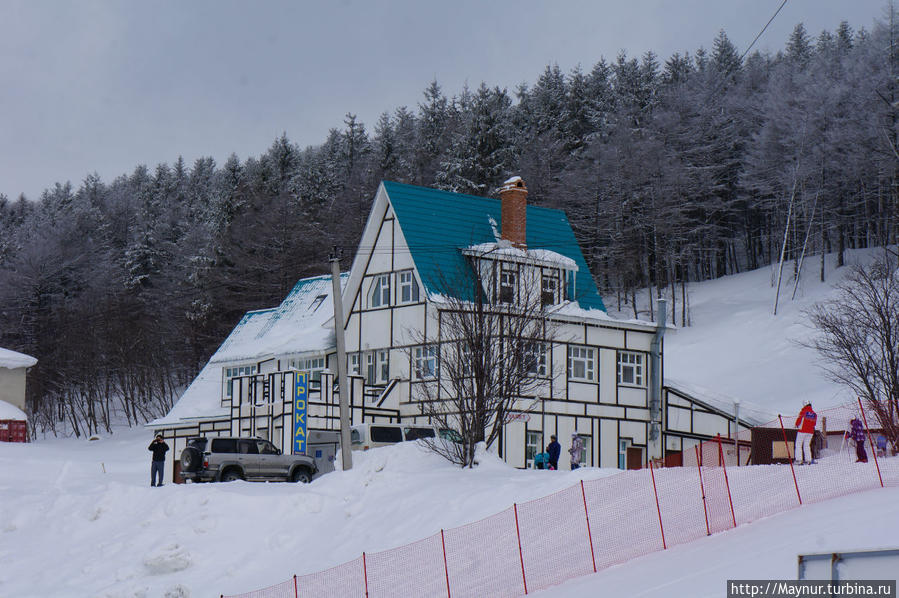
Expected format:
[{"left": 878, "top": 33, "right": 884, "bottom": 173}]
[
  {"left": 148, "top": 433, "right": 170, "bottom": 486},
  {"left": 569, "top": 433, "right": 584, "bottom": 470},
  {"left": 793, "top": 401, "right": 817, "bottom": 464},
  {"left": 546, "top": 435, "right": 561, "bottom": 470},
  {"left": 846, "top": 417, "right": 868, "bottom": 463}
]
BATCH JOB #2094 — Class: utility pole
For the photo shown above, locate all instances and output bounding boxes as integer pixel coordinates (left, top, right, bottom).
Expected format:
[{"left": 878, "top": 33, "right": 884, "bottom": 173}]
[{"left": 330, "top": 247, "right": 353, "bottom": 470}]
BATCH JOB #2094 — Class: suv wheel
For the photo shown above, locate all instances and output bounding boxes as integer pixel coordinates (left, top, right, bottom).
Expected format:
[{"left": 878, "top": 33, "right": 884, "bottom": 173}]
[
  {"left": 291, "top": 468, "right": 311, "bottom": 483},
  {"left": 180, "top": 447, "right": 202, "bottom": 473},
  {"left": 221, "top": 469, "right": 243, "bottom": 482}
]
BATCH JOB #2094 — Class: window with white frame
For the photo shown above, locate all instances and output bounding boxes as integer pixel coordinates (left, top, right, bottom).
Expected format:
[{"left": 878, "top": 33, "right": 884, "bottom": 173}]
[
  {"left": 378, "top": 350, "right": 389, "bottom": 382},
  {"left": 365, "top": 353, "right": 377, "bottom": 385},
  {"left": 499, "top": 267, "right": 516, "bottom": 304},
  {"left": 525, "top": 431, "right": 543, "bottom": 468},
  {"left": 349, "top": 353, "right": 360, "bottom": 376},
  {"left": 541, "top": 273, "right": 559, "bottom": 307},
  {"left": 224, "top": 365, "right": 257, "bottom": 399},
  {"left": 413, "top": 345, "right": 438, "bottom": 379},
  {"left": 288, "top": 356, "right": 326, "bottom": 381},
  {"left": 617, "top": 350, "right": 645, "bottom": 386},
  {"left": 523, "top": 342, "right": 547, "bottom": 377},
  {"left": 398, "top": 270, "right": 419, "bottom": 304},
  {"left": 567, "top": 345, "right": 595, "bottom": 382},
  {"left": 460, "top": 342, "right": 473, "bottom": 377},
  {"left": 369, "top": 273, "right": 391, "bottom": 308}
]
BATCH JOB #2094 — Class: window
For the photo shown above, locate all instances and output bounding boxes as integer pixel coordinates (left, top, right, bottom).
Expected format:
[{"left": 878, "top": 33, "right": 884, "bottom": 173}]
[
  {"left": 211, "top": 438, "right": 237, "bottom": 453},
  {"left": 524, "top": 342, "right": 547, "bottom": 377},
  {"left": 404, "top": 427, "right": 436, "bottom": 441},
  {"left": 370, "top": 274, "right": 391, "bottom": 308},
  {"left": 224, "top": 364, "right": 257, "bottom": 399},
  {"left": 288, "top": 356, "right": 326, "bottom": 381},
  {"left": 370, "top": 426, "right": 403, "bottom": 443},
  {"left": 414, "top": 345, "right": 438, "bottom": 379},
  {"left": 398, "top": 270, "right": 419, "bottom": 303},
  {"left": 617, "top": 351, "right": 645, "bottom": 386},
  {"left": 459, "top": 342, "right": 473, "bottom": 377},
  {"left": 499, "top": 267, "right": 516, "bottom": 304},
  {"left": 567, "top": 345, "right": 595, "bottom": 382},
  {"left": 349, "top": 353, "right": 361, "bottom": 376},
  {"left": 526, "top": 431, "right": 543, "bottom": 468},
  {"left": 366, "top": 352, "right": 376, "bottom": 385},
  {"left": 378, "top": 350, "right": 389, "bottom": 382},
  {"left": 542, "top": 273, "right": 559, "bottom": 307},
  {"left": 310, "top": 294, "right": 327, "bottom": 312}
]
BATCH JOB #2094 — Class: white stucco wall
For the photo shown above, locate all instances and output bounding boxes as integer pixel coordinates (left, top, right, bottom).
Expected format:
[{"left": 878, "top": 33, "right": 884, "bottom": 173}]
[{"left": 0, "top": 367, "right": 28, "bottom": 413}]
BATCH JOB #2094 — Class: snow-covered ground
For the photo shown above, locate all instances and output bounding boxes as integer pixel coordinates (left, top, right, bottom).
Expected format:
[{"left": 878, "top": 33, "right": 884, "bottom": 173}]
[
  {"left": 611, "top": 248, "right": 890, "bottom": 418},
  {"left": 2, "top": 249, "right": 897, "bottom": 597}
]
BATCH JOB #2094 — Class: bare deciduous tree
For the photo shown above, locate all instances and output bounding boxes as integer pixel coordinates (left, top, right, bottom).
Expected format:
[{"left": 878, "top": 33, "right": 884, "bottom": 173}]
[
  {"left": 410, "top": 262, "right": 561, "bottom": 467},
  {"left": 805, "top": 252, "right": 899, "bottom": 452}
]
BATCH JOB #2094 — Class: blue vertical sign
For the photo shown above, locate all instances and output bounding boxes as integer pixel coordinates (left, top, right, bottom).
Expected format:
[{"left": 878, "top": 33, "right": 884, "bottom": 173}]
[{"left": 293, "top": 372, "right": 308, "bottom": 454}]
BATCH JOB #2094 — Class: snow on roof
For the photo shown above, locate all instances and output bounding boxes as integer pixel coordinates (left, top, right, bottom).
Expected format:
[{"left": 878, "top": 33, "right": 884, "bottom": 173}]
[
  {"left": 665, "top": 377, "right": 775, "bottom": 427},
  {"left": 147, "top": 361, "right": 226, "bottom": 427},
  {"left": 462, "top": 242, "right": 578, "bottom": 271},
  {"left": 0, "top": 399, "right": 26, "bottom": 420},
  {"left": 0, "top": 347, "right": 37, "bottom": 369},
  {"left": 212, "top": 273, "right": 344, "bottom": 364},
  {"left": 150, "top": 273, "right": 345, "bottom": 426}
]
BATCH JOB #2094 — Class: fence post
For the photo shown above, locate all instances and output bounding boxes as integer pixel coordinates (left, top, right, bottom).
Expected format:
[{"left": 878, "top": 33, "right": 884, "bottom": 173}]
[
  {"left": 857, "top": 397, "right": 884, "bottom": 488},
  {"left": 362, "top": 552, "right": 369, "bottom": 598},
  {"left": 778, "top": 415, "right": 803, "bottom": 505},
  {"left": 716, "top": 434, "right": 738, "bottom": 528},
  {"left": 294, "top": 574, "right": 298, "bottom": 598},
  {"left": 695, "top": 445, "right": 711, "bottom": 536},
  {"left": 648, "top": 461, "right": 667, "bottom": 549},
  {"left": 441, "top": 529, "right": 451, "bottom": 598},
  {"left": 580, "top": 480, "right": 597, "bottom": 573},
  {"left": 513, "top": 504, "right": 528, "bottom": 595}
]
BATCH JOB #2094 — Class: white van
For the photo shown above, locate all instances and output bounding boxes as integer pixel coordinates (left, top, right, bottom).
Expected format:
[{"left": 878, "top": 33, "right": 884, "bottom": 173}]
[{"left": 350, "top": 423, "right": 456, "bottom": 451}]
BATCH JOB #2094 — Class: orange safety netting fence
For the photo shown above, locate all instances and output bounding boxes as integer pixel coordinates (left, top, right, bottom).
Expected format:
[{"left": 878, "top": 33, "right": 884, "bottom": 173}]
[{"left": 222, "top": 398, "right": 898, "bottom": 598}]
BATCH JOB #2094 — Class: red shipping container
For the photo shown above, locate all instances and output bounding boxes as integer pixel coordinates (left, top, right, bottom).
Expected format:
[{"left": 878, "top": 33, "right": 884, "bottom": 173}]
[{"left": 0, "top": 420, "right": 27, "bottom": 442}]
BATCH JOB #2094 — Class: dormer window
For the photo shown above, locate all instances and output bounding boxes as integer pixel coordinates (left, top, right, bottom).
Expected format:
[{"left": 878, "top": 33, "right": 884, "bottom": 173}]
[
  {"left": 499, "top": 267, "right": 516, "bottom": 304},
  {"left": 370, "top": 274, "right": 390, "bottom": 308}
]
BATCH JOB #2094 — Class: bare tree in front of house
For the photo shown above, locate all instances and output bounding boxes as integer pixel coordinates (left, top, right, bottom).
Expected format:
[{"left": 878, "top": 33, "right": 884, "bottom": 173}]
[
  {"left": 804, "top": 251, "right": 899, "bottom": 453},
  {"left": 409, "top": 263, "right": 561, "bottom": 468}
]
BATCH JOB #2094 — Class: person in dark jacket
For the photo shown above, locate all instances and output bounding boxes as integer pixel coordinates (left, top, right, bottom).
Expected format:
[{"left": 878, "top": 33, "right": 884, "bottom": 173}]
[
  {"left": 546, "top": 435, "right": 561, "bottom": 470},
  {"left": 148, "top": 434, "right": 170, "bottom": 486},
  {"left": 846, "top": 418, "right": 868, "bottom": 463}
]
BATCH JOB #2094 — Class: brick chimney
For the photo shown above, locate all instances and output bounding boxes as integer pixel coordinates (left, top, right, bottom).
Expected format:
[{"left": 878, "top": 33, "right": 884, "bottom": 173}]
[{"left": 499, "top": 176, "right": 527, "bottom": 248}]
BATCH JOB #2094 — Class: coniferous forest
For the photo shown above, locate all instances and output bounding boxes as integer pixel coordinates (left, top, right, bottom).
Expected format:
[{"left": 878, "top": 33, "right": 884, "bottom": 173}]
[{"left": 1, "top": 19, "right": 898, "bottom": 435}]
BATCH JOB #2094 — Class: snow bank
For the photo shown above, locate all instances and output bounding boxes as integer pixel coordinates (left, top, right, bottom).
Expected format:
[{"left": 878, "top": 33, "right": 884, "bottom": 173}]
[{"left": 0, "top": 399, "right": 26, "bottom": 420}]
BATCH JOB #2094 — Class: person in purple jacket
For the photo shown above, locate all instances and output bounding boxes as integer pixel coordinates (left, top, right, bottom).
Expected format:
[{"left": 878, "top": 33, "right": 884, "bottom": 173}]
[{"left": 846, "top": 418, "right": 868, "bottom": 463}]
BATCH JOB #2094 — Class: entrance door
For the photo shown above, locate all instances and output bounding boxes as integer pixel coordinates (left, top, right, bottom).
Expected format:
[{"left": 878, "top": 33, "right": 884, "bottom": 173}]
[{"left": 626, "top": 446, "right": 643, "bottom": 470}]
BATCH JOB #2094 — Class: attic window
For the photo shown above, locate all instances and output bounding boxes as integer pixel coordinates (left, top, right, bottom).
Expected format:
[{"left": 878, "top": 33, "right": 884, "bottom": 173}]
[
  {"left": 370, "top": 274, "right": 390, "bottom": 308},
  {"left": 310, "top": 294, "right": 327, "bottom": 312},
  {"left": 398, "top": 270, "right": 419, "bottom": 304}
]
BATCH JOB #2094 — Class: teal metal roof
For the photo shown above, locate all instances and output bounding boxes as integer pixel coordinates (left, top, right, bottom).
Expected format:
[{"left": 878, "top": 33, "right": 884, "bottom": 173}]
[{"left": 382, "top": 181, "right": 606, "bottom": 311}]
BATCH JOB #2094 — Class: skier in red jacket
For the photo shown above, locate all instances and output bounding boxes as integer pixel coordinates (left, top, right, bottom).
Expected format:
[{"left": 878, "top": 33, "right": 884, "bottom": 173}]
[{"left": 794, "top": 401, "right": 817, "bottom": 464}]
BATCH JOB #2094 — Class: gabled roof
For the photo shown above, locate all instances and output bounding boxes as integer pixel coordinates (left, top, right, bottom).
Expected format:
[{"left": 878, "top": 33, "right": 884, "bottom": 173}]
[
  {"left": 382, "top": 181, "right": 606, "bottom": 311},
  {"left": 149, "top": 273, "right": 345, "bottom": 427}
]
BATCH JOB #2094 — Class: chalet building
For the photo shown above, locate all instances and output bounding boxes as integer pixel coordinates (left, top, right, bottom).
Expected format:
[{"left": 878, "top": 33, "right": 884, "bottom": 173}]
[{"left": 150, "top": 178, "right": 758, "bottom": 481}]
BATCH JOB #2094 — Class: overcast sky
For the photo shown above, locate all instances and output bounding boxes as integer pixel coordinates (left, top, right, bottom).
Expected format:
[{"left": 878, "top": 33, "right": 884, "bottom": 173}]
[{"left": 0, "top": 0, "right": 888, "bottom": 201}]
